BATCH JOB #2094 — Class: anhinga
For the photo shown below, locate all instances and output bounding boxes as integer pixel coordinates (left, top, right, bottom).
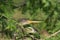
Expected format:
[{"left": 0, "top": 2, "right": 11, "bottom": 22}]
[
  {"left": 14, "top": 18, "right": 43, "bottom": 40},
  {"left": 17, "top": 18, "right": 43, "bottom": 34}
]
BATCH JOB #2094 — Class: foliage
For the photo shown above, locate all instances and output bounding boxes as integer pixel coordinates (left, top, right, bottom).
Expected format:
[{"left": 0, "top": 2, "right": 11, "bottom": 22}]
[{"left": 0, "top": 0, "right": 60, "bottom": 40}]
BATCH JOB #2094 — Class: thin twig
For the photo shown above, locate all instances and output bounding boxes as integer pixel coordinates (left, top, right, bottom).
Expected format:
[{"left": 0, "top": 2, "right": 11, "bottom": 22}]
[
  {"left": 40, "top": 30, "right": 60, "bottom": 40},
  {"left": 46, "top": 30, "right": 60, "bottom": 39}
]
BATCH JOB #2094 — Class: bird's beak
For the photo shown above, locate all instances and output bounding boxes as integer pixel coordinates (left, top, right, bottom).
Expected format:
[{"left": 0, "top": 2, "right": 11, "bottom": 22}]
[{"left": 27, "top": 20, "right": 42, "bottom": 24}]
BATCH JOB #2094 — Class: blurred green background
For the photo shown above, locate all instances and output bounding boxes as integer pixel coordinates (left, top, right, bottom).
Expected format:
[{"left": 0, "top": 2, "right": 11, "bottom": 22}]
[{"left": 0, "top": 0, "right": 60, "bottom": 40}]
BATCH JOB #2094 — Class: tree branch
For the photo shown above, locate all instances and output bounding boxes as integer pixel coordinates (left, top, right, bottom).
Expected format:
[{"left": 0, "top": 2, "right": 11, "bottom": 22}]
[{"left": 46, "top": 30, "right": 60, "bottom": 39}]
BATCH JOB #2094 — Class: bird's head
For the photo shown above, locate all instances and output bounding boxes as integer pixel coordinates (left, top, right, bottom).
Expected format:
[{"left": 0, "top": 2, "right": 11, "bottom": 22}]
[{"left": 17, "top": 18, "right": 43, "bottom": 25}]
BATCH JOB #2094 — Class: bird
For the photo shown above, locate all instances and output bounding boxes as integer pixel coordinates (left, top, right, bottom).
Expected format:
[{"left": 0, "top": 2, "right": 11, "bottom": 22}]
[
  {"left": 17, "top": 18, "right": 43, "bottom": 25},
  {"left": 16, "top": 18, "right": 43, "bottom": 34},
  {"left": 16, "top": 18, "right": 43, "bottom": 38}
]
